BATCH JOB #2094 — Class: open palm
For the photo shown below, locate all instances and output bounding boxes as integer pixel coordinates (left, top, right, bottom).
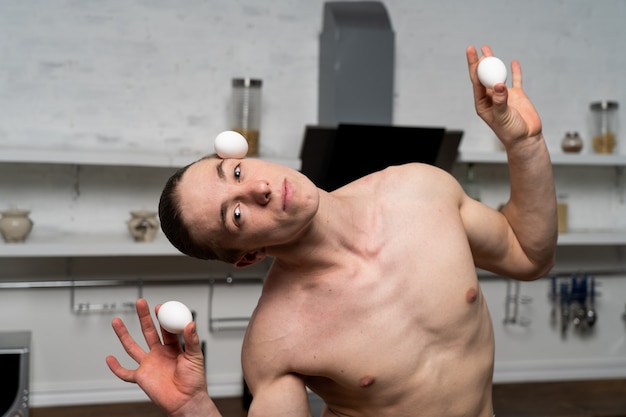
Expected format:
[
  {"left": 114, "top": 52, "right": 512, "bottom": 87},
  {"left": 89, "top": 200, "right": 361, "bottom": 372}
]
[{"left": 106, "top": 299, "right": 210, "bottom": 416}]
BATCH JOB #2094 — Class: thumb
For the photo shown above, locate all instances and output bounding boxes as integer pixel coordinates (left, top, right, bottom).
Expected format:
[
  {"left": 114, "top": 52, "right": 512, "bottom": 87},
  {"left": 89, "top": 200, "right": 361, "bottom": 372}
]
[
  {"left": 491, "top": 83, "right": 509, "bottom": 117},
  {"left": 490, "top": 83, "right": 518, "bottom": 138},
  {"left": 182, "top": 322, "right": 205, "bottom": 360}
]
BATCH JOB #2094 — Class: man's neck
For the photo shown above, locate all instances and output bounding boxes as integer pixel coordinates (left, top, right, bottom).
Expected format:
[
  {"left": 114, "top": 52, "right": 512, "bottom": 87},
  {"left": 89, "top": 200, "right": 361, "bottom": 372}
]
[{"left": 269, "top": 190, "right": 374, "bottom": 275}]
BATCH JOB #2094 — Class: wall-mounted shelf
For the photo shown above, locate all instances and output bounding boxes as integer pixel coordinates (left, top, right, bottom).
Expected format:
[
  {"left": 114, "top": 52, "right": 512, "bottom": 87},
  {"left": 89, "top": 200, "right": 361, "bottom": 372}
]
[
  {"left": 0, "top": 147, "right": 302, "bottom": 259},
  {"left": 456, "top": 150, "right": 626, "bottom": 248},
  {"left": 458, "top": 151, "right": 626, "bottom": 166},
  {"left": 558, "top": 231, "right": 626, "bottom": 246},
  {"left": 0, "top": 147, "right": 302, "bottom": 170},
  {"left": 0, "top": 234, "right": 181, "bottom": 257},
  {"left": 4, "top": 228, "right": 622, "bottom": 258}
]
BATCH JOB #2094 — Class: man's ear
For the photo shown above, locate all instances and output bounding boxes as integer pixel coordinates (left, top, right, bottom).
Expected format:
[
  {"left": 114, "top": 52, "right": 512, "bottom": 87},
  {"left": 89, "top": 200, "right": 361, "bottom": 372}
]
[{"left": 234, "top": 248, "right": 267, "bottom": 268}]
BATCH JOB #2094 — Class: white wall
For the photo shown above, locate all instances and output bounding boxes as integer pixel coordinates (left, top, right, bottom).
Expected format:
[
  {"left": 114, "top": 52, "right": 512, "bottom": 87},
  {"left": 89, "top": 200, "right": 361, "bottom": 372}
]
[
  {"left": 2, "top": 0, "right": 625, "bottom": 157},
  {"left": 0, "top": 0, "right": 625, "bottom": 407}
]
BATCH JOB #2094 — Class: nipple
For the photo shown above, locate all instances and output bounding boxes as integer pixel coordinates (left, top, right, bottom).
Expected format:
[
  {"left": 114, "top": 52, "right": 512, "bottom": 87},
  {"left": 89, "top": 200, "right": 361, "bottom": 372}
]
[
  {"left": 359, "top": 375, "right": 375, "bottom": 388},
  {"left": 466, "top": 288, "right": 478, "bottom": 303}
]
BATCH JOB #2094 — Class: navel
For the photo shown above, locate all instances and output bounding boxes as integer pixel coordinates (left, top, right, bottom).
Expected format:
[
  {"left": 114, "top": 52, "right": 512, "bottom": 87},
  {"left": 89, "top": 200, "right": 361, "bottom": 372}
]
[
  {"left": 466, "top": 287, "right": 478, "bottom": 303},
  {"left": 359, "top": 375, "right": 375, "bottom": 388}
]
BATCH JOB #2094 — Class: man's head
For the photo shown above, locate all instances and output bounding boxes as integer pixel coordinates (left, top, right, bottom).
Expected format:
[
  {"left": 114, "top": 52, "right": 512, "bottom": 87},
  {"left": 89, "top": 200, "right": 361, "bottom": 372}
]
[
  {"left": 159, "top": 155, "right": 320, "bottom": 266},
  {"left": 159, "top": 155, "right": 243, "bottom": 263}
]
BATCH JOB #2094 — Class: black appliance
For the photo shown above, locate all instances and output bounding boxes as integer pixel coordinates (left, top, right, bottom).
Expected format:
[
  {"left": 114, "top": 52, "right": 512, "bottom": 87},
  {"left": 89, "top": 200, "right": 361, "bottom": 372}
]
[
  {"left": 0, "top": 331, "right": 31, "bottom": 417},
  {"left": 300, "top": 124, "right": 463, "bottom": 191}
]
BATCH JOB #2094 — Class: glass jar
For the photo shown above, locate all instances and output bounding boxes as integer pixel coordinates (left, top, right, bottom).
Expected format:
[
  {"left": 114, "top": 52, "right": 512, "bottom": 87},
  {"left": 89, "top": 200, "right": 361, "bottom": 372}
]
[
  {"left": 590, "top": 101, "right": 618, "bottom": 154},
  {"left": 231, "top": 78, "right": 262, "bottom": 156},
  {"left": 556, "top": 193, "right": 569, "bottom": 234}
]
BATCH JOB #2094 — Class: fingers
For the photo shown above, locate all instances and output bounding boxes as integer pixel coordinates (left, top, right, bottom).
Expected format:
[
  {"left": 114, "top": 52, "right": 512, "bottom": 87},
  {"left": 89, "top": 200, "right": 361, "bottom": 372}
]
[
  {"left": 480, "top": 45, "right": 494, "bottom": 58},
  {"left": 466, "top": 45, "right": 489, "bottom": 107},
  {"left": 510, "top": 59, "right": 523, "bottom": 89},
  {"left": 465, "top": 45, "right": 479, "bottom": 81},
  {"left": 105, "top": 355, "right": 137, "bottom": 383},
  {"left": 111, "top": 317, "right": 147, "bottom": 364},
  {"left": 135, "top": 298, "right": 164, "bottom": 349}
]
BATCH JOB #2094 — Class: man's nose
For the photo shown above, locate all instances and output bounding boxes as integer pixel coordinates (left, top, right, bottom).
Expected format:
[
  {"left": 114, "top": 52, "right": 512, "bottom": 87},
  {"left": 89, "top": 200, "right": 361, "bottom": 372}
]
[{"left": 244, "top": 180, "right": 270, "bottom": 205}]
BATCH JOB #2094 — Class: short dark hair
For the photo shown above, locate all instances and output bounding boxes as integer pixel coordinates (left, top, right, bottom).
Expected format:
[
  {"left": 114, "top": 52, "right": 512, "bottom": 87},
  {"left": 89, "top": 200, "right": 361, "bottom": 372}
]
[{"left": 158, "top": 155, "right": 243, "bottom": 264}]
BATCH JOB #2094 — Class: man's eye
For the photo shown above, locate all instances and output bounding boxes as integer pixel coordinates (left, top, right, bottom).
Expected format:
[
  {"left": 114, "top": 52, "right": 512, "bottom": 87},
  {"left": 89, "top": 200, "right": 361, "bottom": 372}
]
[
  {"left": 234, "top": 165, "right": 241, "bottom": 180},
  {"left": 234, "top": 206, "right": 241, "bottom": 223}
]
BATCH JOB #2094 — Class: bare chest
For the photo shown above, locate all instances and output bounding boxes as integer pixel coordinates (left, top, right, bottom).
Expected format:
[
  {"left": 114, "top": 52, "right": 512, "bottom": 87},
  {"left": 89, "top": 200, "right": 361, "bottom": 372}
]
[{"left": 279, "top": 253, "right": 484, "bottom": 389}]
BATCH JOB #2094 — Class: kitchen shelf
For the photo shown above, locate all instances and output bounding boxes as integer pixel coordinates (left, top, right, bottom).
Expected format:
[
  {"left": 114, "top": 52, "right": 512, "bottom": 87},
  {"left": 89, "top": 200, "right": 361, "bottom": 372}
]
[
  {"left": 0, "top": 146, "right": 301, "bottom": 259},
  {"left": 557, "top": 231, "right": 626, "bottom": 246},
  {"left": 458, "top": 151, "right": 626, "bottom": 166},
  {"left": 0, "top": 146, "right": 302, "bottom": 170},
  {"left": 456, "top": 150, "right": 626, "bottom": 248},
  {"left": 0, "top": 233, "right": 182, "bottom": 257},
  {"left": 3, "top": 230, "right": 624, "bottom": 258}
]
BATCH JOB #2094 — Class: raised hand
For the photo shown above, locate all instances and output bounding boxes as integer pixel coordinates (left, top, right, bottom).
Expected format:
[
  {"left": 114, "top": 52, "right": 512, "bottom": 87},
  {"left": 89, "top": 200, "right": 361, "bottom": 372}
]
[
  {"left": 106, "top": 299, "right": 217, "bottom": 417},
  {"left": 466, "top": 45, "right": 542, "bottom": 147}
]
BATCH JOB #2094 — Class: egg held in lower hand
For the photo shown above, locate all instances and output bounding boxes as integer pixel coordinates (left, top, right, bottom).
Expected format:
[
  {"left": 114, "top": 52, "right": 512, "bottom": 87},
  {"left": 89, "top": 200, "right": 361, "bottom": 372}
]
[{"left": 157, "top": 301, "right": 193, "bottom": 334}]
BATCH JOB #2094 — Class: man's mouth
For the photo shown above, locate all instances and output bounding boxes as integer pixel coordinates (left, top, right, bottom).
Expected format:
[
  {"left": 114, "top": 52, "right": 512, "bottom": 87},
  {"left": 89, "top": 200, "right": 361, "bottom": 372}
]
[{"left": 282, "top": 179, "right": 289, "bottom": 211}]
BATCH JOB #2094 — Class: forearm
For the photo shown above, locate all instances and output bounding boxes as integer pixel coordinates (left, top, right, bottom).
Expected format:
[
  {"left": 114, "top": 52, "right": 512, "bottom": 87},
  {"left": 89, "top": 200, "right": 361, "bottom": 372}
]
[
  {"left": 501, "top": 133, "right": 557, "bottom": 278},
  {"left": 168, "top": 392, "right": 221, "bottom": 417}
]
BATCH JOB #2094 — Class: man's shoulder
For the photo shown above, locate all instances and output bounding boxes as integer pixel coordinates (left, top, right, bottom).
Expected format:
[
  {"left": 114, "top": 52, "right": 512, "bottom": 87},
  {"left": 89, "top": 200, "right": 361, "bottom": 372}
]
[
  {"left": 241, "top": 292, "right": 307, "bottom": 377},
  {"left": 367, "top": 162, "right": 458, "bottom": 197},
  {"left": 244, "top": 288, "right": 301, "bottom": 347}
]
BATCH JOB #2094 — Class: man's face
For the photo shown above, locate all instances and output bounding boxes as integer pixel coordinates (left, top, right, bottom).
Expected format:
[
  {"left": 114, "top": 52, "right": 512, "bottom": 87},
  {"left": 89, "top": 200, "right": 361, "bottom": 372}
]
[{"left": 177, "top": 157, "right": 320, "bottom": 254}]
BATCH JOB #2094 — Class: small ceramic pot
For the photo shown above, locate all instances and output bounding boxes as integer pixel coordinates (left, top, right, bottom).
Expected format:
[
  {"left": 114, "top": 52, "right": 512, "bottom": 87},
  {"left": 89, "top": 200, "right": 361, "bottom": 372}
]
[
  {"left": 0, "top": 207, "right": 34, "bottom": 243},
  {"left": 127, "top": 209, "right": 159, "bottom": 242}
]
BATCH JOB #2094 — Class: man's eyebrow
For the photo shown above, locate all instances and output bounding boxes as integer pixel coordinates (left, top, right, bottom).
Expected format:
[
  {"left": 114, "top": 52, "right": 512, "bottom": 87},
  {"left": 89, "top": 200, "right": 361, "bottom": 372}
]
[
  {"left": 217, "top": 159, "right": 225, "bottom": 180},
  {"left": 220, "top": 201, "right": 227, "bottom": 229},
  {"left": 217, "top": 159, "right": 227, "bottom": 228}
]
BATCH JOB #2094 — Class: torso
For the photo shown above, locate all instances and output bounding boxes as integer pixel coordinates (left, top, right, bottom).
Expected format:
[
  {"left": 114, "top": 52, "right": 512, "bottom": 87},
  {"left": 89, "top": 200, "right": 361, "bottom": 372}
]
[{"left": 244, "top": 164, "right": 495, "bottom": 417}]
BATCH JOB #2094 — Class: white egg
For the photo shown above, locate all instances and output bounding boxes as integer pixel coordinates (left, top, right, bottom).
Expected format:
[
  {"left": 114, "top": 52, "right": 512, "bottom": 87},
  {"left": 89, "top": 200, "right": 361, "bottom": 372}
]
[
  {"left": 477, "top": 56, "right": 507, "bottom": 89},
  {"left": 214, "top": 130, "right": 249, "bottom": 159},
  {"left": 157, "top": 301, "right": 193, "bottom": 334}
]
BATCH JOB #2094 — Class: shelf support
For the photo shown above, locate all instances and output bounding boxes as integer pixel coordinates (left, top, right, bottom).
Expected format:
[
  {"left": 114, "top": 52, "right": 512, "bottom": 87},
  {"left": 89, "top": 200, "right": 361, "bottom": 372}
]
[
  {"left": 208, "top": 276, "right": 264, "bottom": 332},
  {"left": 0, "top": 275, "right": 266, "bottom": 321},
  {"left": 70, "top": 279, "right": 143, "bottom": 314}
]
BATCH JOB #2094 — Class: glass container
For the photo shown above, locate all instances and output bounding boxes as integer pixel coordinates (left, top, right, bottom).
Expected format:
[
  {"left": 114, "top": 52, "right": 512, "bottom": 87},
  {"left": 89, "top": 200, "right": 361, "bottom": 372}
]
[
  {"left": 557, "top": 193, "right": 569, "bottom": 234},
  {"left": 231, "top": 78, "right": 262, "bottom": 156},
  {"left": 590, "top": 101, "right": 618, "bottom": 154}
]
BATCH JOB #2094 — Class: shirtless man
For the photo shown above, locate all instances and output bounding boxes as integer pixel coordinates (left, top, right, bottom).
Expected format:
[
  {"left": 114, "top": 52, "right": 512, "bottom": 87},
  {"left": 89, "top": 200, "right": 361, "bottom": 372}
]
[{"left": 106, "top": 45, "right": 557, "bottom": 417}]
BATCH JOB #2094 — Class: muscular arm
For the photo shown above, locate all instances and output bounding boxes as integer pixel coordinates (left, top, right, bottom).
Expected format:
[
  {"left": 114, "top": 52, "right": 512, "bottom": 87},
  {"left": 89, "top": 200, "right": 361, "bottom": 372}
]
[
  {"left": 242, "top": 309, "right": 313, "bottom": 417},
  {"left": 242, "top": 344, "right": 312, "bottom": 415},
  {"left": 246, "top": 373, "right": 312, "bottom": 417},
  {"left": 462, "top": 45, "right": 557, "bottom": 280}
]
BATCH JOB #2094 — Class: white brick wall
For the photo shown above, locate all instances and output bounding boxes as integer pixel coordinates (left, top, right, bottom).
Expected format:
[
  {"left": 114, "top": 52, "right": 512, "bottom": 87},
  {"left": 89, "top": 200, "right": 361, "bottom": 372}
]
[{"left": 2, "top": 1, "right": 624, "bottom": 157}]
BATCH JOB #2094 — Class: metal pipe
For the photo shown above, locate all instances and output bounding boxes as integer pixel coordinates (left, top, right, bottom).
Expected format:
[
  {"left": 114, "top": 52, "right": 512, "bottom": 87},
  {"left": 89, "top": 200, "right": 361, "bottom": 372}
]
[{"left": 0, "top": 276, "right": 264, "bottom": 289}]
